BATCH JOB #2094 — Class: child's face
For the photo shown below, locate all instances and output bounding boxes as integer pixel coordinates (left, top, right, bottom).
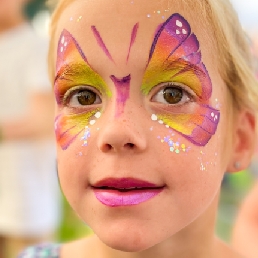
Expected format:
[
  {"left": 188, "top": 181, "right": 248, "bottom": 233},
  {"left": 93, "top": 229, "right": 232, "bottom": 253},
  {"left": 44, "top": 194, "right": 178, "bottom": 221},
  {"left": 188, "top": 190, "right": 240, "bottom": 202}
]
[{"left": 54, "top": 0, "right": 233, "bottom": 251}]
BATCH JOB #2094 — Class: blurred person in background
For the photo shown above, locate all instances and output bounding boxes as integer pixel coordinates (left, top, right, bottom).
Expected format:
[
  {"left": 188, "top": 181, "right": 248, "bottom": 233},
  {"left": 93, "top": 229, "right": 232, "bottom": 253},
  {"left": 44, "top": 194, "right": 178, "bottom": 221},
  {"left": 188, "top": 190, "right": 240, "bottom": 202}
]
[
  {"left": 231, "top": 35, "right": 258, "bottom": 258},
  {"left": 0, "top": 0, "right": 61, "bottom": 257}
]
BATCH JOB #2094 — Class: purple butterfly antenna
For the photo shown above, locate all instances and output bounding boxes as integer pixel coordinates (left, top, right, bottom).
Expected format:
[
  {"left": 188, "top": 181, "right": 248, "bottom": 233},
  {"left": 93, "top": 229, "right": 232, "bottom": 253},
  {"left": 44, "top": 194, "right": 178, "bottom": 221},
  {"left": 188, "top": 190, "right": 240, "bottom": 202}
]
[
  {"left": 126, "top": 23, "right": 139, "bottom": 63},
  {"left": 91, "top": 26, "right": 115, "bottom": 63}
]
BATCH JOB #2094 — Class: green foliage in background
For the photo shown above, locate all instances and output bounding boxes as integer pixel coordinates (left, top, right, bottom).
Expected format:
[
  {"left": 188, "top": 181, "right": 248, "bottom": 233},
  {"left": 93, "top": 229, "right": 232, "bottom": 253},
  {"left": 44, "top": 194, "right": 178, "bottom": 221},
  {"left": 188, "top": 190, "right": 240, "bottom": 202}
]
[{"left": 24, "top": 0, "right": 47, "bottom": 20}]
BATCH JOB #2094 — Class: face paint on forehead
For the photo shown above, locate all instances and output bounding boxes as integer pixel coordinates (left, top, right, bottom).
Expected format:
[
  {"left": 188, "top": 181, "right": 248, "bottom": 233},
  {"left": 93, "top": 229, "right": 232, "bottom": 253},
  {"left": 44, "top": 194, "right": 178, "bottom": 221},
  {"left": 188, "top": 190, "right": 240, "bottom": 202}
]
[
  {"left": 90, "top": 23, "right": 139, "bottom": 117},
  {"left": 142, "top": 13, "right": 220, "bottom": 146},
  {"left": 110, "top": 75, "right": 131, "bottom": 117},
  {"left": 91, "top": 26, "right": 115, "bottom": 63},
  {"left": 127, "top": 23, "right": 139, "bottom": 62}
]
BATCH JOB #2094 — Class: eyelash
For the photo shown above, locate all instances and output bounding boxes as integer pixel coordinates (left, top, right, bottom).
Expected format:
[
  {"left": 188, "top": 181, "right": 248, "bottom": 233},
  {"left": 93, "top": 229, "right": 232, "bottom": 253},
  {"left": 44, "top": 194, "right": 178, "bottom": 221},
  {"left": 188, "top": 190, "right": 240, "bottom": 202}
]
[
  {"left": 150, "top": 82, "right": 196, "bottom": 105},
  {"left": 62, "top": 85, "right": 102, "bottom": 107}
]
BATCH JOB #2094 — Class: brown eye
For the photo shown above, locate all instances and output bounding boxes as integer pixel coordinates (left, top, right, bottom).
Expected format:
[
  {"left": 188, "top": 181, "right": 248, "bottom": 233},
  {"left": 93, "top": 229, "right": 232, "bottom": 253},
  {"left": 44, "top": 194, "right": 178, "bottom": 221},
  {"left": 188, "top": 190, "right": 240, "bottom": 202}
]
[
  {"left": 77, "top": 90, "right": 97, "bottom": 105},
  {"left": 163, "top": 87, "right": 183, "bottom": 104}
]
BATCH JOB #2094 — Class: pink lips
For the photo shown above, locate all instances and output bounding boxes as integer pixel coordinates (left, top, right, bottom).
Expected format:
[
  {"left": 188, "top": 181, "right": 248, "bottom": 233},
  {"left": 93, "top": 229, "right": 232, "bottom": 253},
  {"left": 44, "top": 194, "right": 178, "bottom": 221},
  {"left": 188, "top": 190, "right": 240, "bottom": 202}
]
[{"left": 92, "top": 178, "right": 164, "bottom": 207}]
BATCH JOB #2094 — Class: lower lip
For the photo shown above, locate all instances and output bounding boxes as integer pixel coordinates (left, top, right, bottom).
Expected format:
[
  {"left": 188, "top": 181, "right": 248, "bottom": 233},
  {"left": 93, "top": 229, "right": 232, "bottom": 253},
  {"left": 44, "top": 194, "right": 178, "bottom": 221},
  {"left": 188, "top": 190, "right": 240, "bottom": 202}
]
[{"left": 93, "top": 188, "right": 163, "bottom": 207}]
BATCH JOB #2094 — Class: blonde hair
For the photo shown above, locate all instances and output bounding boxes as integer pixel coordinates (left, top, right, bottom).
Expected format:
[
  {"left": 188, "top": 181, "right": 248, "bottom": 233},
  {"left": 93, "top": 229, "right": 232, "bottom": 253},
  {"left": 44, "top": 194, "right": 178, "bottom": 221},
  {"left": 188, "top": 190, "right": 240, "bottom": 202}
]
[{"left": 48, "top": 0, "right": 258, "bottom": 114}]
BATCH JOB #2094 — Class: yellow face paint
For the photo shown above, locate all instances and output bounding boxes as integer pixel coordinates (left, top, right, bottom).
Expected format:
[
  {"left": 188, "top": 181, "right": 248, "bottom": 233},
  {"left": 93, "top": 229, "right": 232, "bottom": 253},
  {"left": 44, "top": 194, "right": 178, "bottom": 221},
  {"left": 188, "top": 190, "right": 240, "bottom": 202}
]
[
  {"left": 54, "top": 29, "right": 110, "bottom": 149},
  {"left": 142, "top": 13, "right": 220, "bottom": 146}
]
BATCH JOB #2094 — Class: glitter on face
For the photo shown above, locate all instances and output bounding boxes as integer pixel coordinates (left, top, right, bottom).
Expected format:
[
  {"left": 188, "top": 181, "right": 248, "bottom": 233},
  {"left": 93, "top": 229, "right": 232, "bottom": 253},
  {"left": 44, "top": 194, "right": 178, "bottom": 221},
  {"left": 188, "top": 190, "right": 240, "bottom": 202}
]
[
  {"left": 142, "top": 13, "right": 220, "bottom": 146},
  {"left": 54, "top": 29, "right": 110, "bottom": 150},
  {"left": 77, "top": 16, "right": 82, "bottom": 22},
  {"left": 81, "top": 126, "right": 91, "bottom": 146},
  {"left": 147, "top": 14, "right": 151, "bottom": 18},
  {"left": 197, "top": 150, "right": 216, "bottom": 171},
  {"left": 159, "top": 134, "right": 191, "bottom": 154}
]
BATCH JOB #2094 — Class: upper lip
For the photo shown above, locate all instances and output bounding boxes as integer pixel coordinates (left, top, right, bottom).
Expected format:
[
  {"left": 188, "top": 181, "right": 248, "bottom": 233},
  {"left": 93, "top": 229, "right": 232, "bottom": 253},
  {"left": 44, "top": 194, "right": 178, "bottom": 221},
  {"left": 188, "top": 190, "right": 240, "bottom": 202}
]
[{"left": 91, "top": 177, "right": 164, "bottom": 190}]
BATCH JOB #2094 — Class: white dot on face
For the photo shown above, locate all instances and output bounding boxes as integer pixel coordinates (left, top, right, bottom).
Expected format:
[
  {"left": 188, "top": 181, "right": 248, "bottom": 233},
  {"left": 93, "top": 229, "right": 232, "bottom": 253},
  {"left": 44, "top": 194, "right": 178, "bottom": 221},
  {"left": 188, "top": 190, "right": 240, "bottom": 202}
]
[
  {"left": 90, "top": 120, "right": 96, "bottom": 125},
  {"left": 64, "top": 42, "right": 67, "bottom": 47},
  {"left": 211, "top": 112, "right": 214, "bottom": 117},
  {"left": 176, "top": 30, "right": 180, "bottom": 35},
  {"left": 61, "top": 36, "right": 65, "bottom": 44},
  {"left": 95, "top": 112, "right": 101, "bottom": 118},
  {"left": 215, "top": 115, "right": 218, "bottom": 120},
  {"left": 60, "top": 46, "right": 63, "bottom": 52},
  {"left": 182, "top": 29, "right": 187, "bottom": 34},
  {"left": 176, "top": 20, "right": 183, "bottom": 27},
  {"left": 165, "top": 125, "right": 169, "bottom": 128},
  {"left": 158, "top": 120, "right": 164, "bottom": 124},
  {"left": 151, "top": 114, "right": 158, "bottom": 121}
]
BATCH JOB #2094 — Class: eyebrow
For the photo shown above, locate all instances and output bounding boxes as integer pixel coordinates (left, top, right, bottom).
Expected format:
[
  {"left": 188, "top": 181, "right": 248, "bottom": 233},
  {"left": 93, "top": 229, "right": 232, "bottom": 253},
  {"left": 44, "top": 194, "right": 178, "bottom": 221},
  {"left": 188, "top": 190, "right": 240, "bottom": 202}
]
[
  {"left": 142, "top": 58, "right": 211, "bottom": 98},
  {"left": 54, "top": 62, "right": 111, "bottom": 97}
]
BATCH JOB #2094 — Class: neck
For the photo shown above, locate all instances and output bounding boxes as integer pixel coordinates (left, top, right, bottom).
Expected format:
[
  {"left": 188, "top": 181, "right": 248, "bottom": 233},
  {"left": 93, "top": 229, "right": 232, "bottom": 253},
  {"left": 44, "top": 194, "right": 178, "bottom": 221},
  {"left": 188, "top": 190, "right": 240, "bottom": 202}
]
[{"left": 85, "top": 194, "right": 226, "bottom": 258}]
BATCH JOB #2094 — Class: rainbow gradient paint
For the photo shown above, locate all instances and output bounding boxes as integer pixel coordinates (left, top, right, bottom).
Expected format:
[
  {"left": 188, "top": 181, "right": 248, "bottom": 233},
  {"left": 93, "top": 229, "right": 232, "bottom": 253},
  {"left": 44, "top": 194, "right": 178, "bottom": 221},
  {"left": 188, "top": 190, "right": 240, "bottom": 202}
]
[
  {"left": 54, "top": 29, "right": 111, "bottom": 150},
  {"left": 142, "top": 13, "right": 220, "bottom": 146}
]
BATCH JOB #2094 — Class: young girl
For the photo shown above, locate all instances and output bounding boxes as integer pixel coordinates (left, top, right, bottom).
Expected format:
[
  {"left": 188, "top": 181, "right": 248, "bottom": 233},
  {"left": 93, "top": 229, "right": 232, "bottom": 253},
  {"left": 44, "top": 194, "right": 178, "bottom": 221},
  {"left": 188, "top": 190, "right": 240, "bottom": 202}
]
[{"left": 19, "top": 0, "right": 258, "bottom": 257}]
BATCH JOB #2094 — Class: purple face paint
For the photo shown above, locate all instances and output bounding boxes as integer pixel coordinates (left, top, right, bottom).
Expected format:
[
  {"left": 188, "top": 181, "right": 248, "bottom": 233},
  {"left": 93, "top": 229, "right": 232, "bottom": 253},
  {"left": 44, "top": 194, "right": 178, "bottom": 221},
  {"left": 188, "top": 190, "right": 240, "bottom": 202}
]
[
  {"left": 110, "top": 74, "right": 131, "bottom": 117},
  {"left": 91, "top": 26, "right": 114, "bottom": 63},
  {"left": 126, "top": 23, "right": 139, "bottom": 62}
]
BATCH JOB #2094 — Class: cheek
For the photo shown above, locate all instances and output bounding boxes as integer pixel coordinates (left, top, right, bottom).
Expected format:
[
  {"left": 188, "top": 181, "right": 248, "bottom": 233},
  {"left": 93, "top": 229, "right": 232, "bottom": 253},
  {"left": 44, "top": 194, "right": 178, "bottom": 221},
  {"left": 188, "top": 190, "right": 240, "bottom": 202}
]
[{"left": 149, "top": 115, "right": 224, "bottom": 206}]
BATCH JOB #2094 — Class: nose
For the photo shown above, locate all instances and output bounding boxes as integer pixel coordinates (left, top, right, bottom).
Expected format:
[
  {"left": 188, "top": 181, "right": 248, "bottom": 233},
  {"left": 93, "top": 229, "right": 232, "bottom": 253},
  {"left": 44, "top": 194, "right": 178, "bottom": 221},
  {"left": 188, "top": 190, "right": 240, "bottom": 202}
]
[{"left": 97, "top": 117, "right": 147, "bottom": 153}]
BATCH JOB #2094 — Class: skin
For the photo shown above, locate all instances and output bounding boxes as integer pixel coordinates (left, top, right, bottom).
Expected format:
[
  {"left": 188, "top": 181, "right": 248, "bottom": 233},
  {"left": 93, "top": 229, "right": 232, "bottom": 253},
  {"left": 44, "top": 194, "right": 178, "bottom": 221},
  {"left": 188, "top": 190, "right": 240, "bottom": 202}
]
[{"left": 53, "top": 0, "right": 255, "bottom": 257}]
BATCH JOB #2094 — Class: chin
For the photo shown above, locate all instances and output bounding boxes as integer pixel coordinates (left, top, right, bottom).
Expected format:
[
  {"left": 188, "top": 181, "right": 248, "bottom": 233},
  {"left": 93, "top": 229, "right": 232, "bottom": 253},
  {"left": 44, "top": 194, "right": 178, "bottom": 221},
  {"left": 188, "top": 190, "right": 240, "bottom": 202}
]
[
  {"left": 96, "top": 224, "right": 157, "bottom": 252},
  {"left": 101, "top": 236, "right": 151, "bottom": 252}
]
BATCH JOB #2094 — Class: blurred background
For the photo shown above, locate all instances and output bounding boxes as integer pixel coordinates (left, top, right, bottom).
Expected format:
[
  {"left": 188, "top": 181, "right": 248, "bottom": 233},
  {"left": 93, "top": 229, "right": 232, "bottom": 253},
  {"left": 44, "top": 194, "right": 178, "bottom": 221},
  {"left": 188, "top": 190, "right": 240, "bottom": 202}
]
[{"left": 1, "top": 0, "right": 258, "bottom": 252}]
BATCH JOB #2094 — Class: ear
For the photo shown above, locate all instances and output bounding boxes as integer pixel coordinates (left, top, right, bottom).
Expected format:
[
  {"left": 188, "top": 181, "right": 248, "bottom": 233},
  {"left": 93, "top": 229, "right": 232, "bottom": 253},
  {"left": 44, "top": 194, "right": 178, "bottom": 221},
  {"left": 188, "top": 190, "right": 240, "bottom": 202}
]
[{"left": 227, "top": 110, "right": 256, "bottom": 173}]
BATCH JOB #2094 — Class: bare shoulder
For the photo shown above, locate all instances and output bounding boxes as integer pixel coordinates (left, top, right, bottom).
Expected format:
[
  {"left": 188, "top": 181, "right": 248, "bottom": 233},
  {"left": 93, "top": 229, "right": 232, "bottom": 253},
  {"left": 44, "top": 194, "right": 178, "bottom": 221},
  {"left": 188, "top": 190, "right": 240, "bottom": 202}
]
[{"left": 60, "top": 235, "right": 97, "bottom": 258}]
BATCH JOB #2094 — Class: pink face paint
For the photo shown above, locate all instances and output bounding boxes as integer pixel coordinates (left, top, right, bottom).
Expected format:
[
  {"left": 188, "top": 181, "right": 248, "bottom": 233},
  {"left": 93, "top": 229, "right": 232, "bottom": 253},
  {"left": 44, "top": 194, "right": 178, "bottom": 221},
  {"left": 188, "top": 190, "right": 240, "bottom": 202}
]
[
  {"left": 91, "top": 26, "right": 114, "bottom": 63},
  {"left": 55, "top": 29, "right": 111, "bottom": 150},
  {"left": 126, "top": 23, "right": 139, "bottom": 62},
  {"left": 92, "top": 178, "right": 164, "bottom": 207},
  {"left": 110, "top": 74, "right": 131, "bottom": 117},
  {"left": 142, "top": 13, "right": 220, "bottom": 146}
]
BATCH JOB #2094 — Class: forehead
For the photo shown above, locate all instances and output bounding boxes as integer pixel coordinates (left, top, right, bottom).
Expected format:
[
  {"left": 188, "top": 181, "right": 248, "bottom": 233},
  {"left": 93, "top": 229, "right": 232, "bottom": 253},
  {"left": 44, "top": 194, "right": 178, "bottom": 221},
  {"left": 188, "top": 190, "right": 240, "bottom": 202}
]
[{"left": 54, "top": 0, "right": 217, "bottom": 77}]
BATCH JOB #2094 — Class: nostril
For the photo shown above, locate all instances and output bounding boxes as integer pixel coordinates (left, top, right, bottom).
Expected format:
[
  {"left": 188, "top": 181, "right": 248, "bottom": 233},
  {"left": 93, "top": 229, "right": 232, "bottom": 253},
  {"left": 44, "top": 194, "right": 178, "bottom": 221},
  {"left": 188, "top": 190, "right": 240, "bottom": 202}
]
[
  {"left": 124, "top": 143, "right": 135, "bottom": 149},
  {"left": 102, "top": 144, "right": 112, "bottom": 152}
]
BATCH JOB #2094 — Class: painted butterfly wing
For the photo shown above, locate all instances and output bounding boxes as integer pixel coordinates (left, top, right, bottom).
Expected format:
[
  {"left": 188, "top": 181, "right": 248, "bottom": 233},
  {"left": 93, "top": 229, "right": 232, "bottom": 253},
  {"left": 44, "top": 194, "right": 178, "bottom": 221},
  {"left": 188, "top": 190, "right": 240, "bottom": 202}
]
[
  {"left": 55, "top": 30, "right": 105, "bottom": 150},
  {"left": 142, "top": 13, "right": 220, "bottom": 146}
]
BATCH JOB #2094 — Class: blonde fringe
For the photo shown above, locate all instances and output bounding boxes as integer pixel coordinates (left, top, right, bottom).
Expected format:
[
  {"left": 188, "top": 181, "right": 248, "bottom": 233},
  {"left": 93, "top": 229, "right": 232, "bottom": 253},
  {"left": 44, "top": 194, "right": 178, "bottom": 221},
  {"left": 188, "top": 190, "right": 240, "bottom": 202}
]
[{"left": 47, "top": 0, "right": 258, "bottom": 115}]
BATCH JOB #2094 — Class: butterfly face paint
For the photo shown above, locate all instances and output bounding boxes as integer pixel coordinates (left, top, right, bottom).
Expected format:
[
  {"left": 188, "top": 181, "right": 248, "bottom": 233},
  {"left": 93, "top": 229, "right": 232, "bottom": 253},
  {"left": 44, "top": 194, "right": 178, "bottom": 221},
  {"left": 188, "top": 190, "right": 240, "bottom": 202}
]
[
  {"left": 142, "top": 13, "right": 220, "bottom": 146},
  {"left": 54, "top": 29, "right": 111, "bottom": 150},
  {"left": 110, "top": 75, "right": 131, "bottom": 117},
  {"left": 91, "top": 26, "right": 115, "bottom": 63}
]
